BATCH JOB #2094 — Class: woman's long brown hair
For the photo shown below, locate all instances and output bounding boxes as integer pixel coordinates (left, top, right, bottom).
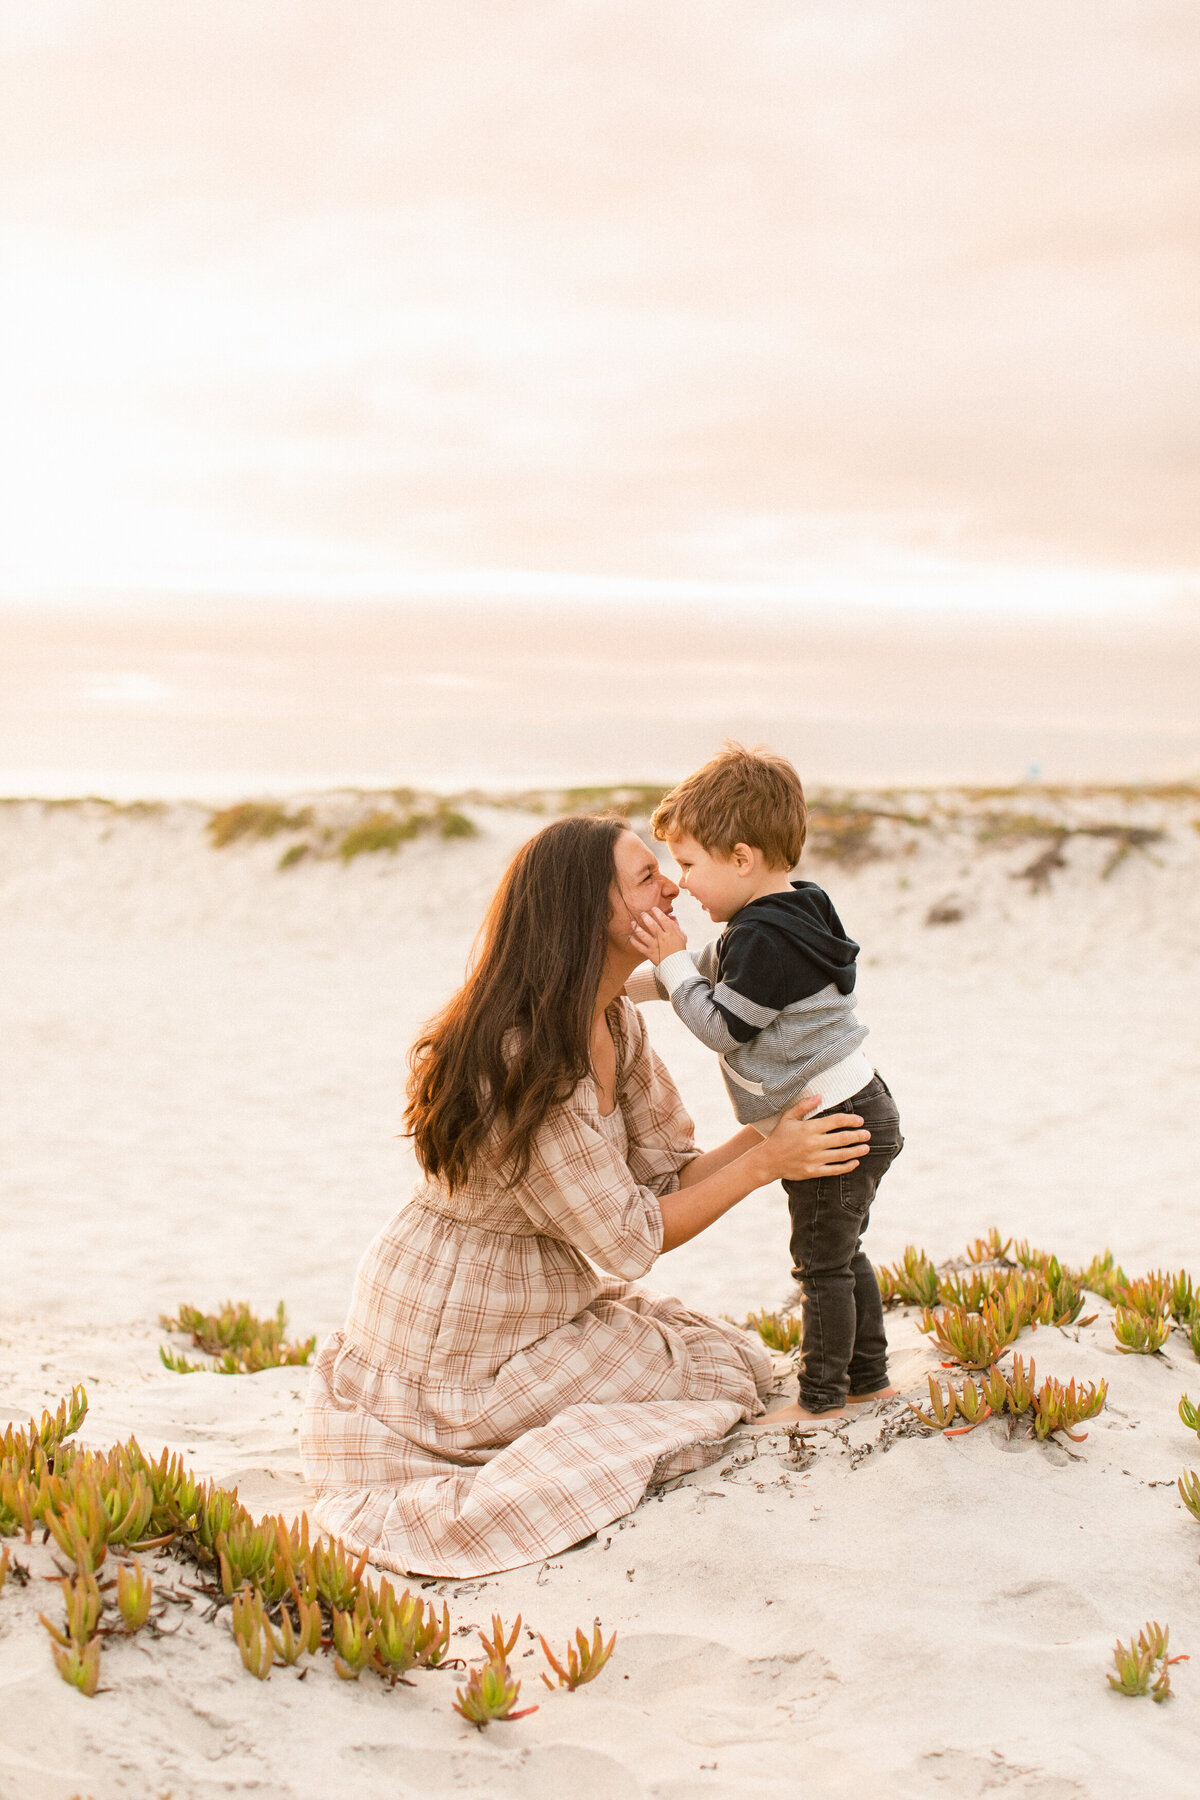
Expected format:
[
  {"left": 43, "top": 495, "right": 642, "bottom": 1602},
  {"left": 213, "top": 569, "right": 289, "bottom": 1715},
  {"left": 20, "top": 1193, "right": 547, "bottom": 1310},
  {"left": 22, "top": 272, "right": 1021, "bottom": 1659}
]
[{"left": 405, "top": 815, "right": 625, "bottom": 1189}]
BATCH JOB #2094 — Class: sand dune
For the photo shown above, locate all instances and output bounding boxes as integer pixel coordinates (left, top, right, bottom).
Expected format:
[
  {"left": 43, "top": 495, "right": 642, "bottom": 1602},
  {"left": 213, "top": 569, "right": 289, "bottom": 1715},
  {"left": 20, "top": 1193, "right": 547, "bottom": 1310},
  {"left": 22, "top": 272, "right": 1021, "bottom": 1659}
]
[{"left": 2, "top": 788, "right": 1200, "bottom": 1797}]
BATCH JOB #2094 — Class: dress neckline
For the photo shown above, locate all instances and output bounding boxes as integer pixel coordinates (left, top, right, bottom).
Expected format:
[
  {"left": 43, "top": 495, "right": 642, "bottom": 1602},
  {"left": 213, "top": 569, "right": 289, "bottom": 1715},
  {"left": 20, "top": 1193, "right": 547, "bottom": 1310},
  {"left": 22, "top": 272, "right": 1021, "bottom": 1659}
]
[
  {"left": 591, "top": 1001, "right": 627, "bottom": 1119},
  {"left": 586, "top": 1070, "right": 619, "bottom": 1120},
  {"left": 594, "top": 1094, "right": 627, "bottom": 1136}
]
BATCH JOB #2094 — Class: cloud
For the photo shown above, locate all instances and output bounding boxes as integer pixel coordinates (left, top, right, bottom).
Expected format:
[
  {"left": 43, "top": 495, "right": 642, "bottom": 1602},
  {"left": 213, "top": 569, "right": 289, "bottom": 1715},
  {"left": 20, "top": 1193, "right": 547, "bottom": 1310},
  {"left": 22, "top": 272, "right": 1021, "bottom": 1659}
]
[{"left": 1, "top": 0, "right": 1198, "bottom": 595}]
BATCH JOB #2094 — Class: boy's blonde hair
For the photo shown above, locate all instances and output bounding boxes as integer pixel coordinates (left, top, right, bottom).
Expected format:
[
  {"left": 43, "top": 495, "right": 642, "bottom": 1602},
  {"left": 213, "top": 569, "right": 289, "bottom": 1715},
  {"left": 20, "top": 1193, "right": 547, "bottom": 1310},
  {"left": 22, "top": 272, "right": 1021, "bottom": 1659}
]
[{"left": 651, "top": 742, "right": 807, "bottom": 871}]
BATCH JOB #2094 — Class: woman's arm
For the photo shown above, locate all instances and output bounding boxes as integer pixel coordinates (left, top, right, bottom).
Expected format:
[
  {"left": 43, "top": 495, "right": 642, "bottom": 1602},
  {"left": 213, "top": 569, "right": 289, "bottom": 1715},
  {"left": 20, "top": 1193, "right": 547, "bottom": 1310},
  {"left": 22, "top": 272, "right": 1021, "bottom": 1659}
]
[
  {"left": 676, "top": 1125, "right": 765, "bottom": 1187},
  {"left": 659, "top": 1103, "right": 869, "bottom": 1253},
  {"left": 676, "top": 1094, "right": 854, "bottom": 1189}
]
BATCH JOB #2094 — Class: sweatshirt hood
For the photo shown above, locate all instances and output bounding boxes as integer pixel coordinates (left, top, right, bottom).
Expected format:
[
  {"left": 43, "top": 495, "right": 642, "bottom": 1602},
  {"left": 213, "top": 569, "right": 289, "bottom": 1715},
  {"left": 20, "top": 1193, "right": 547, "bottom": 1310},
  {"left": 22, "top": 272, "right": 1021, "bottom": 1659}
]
[{"left": 734, "top": 882, "right": 859, "bottom": 994}]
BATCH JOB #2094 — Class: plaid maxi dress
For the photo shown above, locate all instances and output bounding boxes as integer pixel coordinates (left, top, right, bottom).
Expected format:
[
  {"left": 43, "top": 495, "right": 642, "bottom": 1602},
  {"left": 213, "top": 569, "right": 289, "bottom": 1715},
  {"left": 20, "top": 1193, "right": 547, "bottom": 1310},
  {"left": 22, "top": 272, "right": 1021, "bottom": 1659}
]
[{"left": 300, "top": 999, "right": 773, "bottom": 1576}]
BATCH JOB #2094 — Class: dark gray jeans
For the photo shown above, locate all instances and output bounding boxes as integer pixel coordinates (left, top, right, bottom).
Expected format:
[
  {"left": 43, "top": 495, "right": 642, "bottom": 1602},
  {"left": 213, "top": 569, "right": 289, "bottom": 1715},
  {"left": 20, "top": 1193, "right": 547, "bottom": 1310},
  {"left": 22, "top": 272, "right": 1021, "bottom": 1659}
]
[{"left": 783, "top": 1073, "right": 903, "bottom": 1412}]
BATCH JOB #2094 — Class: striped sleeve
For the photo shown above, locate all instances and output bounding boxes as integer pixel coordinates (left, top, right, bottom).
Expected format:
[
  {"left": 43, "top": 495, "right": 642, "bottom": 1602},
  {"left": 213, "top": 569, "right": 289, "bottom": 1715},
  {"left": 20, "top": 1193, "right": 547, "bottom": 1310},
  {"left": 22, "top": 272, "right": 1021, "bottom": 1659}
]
[{"left": 659, "top": 924, "right": 795, "bottom": 1048}]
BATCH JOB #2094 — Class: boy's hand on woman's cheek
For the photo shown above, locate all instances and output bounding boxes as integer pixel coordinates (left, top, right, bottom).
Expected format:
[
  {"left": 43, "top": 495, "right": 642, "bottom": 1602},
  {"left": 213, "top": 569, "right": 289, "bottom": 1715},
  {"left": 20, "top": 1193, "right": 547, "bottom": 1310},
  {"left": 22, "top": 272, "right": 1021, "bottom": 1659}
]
[
  {"left": 630, "top": 908, "right": 687, "bottom": 965},
  {"left": 628, "top": 919, "right": 655, "bottom": 959}
]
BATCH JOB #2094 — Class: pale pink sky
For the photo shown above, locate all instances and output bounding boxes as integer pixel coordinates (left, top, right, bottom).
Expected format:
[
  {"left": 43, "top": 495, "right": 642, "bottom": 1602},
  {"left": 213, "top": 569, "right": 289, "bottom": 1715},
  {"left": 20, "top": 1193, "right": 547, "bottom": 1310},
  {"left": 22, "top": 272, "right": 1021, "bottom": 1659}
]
[{"left": 2, "top": 1, "right": 1199, "bottom": 613}]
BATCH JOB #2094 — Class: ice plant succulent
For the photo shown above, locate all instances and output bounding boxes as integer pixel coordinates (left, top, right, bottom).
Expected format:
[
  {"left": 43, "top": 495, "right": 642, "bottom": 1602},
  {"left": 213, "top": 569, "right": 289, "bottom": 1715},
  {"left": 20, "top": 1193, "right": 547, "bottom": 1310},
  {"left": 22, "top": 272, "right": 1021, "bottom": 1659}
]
[
  {"left": 1169, "top": 1271, "right": 1197, "bottom": 1324},
  {"left": 0, "top": 1468, "right": 42, "bottom": 1543},
  {"left": 49, "top": 1636, "right": 103, "bottom": 1698},
  {"left": 331, "top": 1596, "right": 376, "bottom": 1680},
  {"left": 231, "top": 1584, "right": 323, "bottom": 1676},
  {"left": 908, "top": 1356, "right": 1104, "bottom": 1442},
  {"left": 39, "top": 1569, "right": 105, "bottom": 1697},
  {"left": 216, "top": 1518, "right": 275, "bottom": 1597},
  {"left": 11, "top": 1382, "right": 582, "bottom": 1715},
  {"left": 1109, "top": 1638, "right": 1155, "bottom": 1698},
  {"left": 40, "top": 1570, "right": 103, "bottom": 1649},
  {"left": 539, "top": 1619, "right": 617, "bottom": 1690},
  {"left": 46, "top": 1476, "right": 114, "bottom": 1573},
  {"left": 453, "top": 1660, "right": 537, "bottom": 1727},
  {"left": 936, "top": 1269, "right": 989, "bottom": 1311},
  {"left": 948, "top": 1377, "right": 990, "bottom": 1433},
  {"left": 367, "top": 1582, "right": 450, "bottom": 1678},
  {"left": 115, "top": 1561, "right": 153, "bottom": 1632},
  {"left": 741, "top": 1309, "right": 803, "bottom": 1353},
  {"left": 141, "top": 1445, "right": 202, "bottom": 1537},
  {"left": 907, "top": 1376, "right": 960, "bottom": 1431},
  {"left": 1119, "top": 1274, "right": 1175, "bottom": 1320},
  {"left": 1030, "top": 1376, "right": 1106, "bottom": 1442},
  {"left": 193, "top": 1480, "right": 245, "bottom": 1559},
  {"left": 1, "top": 1389, "right": 89, "bottom": 1545},
  {"left": 89, "top": 1455, "right": 154, "bottom": 1548},
  {"left": 875, "top": 1246, "right": 939, "bottom": 1308},
  {"left": 1177, "top": 1469, "right": 1200, "bottom": 1522},
  {"left": 1004, "top": 1355, "right": 1036, "bottom": 1414},
  {"left": 478, "top": 1613, "right": 523, "bottom": 1664},
  {"left": 927, "top": 1266, "right": 1091, "bottom": 1336},
  {"left": 231, "top": 1588, "right": 276, "bottom": 1681},
  {"left": 918, "top": 1302, "right": 1021, "bottom": 1369},
  {"left": 989, "top": 1274, "right": 1043, "bottom": 1337},
  {"left": 1033, "top": 1256, "right": 1096, "bottom": 1327},
  {"left": 1108, "top": 1622, "right": 1187, "bottom": 1701},
  {"left": 936, "top": 1261, "right": 1088, "bottom": 1353},
  {"left": 159, "top": 1299, "right": 316, "bottom": 1375},
  {"left": 450, "top": 1611, "right": 539, "bottom": 1726},
  {"left": 981, "top": 1365, "right": 1011, "bottom": 1415},
  {"left": 269, "top": 1595, "right": 324, "bottom": 1666},
  {"left": 311, "top": 1535, "right": 369, "bottom": 1612},
  {"left": 909, "top": 1375, "right": 996, "bottom": 1436},
  {"left": 965, "top": 1229, "right": 1012, "bottom": 1265},
  {"left": 0, "top": 1385, "right": 89, "bottom": 1474},
  {"left": 253, "top": 1525, "right": 301, "bottom": 1608},
  {"left": 1111, "top": 1308, "right": 1171, "bottom": 1354},
  {"left": 33, "top": 1388, "right": 89, "bottom": 1461},
  {"left": 1078, "top": 1250, "right": 1127, "bottom": 1304}
]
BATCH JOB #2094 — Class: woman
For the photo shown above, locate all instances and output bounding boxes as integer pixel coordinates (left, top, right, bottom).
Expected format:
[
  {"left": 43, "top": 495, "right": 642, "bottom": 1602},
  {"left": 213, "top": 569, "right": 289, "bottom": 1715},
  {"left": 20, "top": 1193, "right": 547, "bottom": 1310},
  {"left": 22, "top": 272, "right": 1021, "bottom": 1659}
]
[{"left": 300, "top": 817, "right": 870, "bottom": 1576}]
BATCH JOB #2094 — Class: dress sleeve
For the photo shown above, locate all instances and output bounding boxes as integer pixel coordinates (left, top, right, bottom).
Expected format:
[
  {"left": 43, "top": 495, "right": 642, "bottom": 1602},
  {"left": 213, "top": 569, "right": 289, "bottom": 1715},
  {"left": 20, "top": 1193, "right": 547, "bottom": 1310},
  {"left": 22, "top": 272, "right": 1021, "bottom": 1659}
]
[
  {"left": 513, "top": 1101, "right": 666, "bottom": 1281},
  {"left": 623, "top": 962, "right": 665, "bottom": 1004}
]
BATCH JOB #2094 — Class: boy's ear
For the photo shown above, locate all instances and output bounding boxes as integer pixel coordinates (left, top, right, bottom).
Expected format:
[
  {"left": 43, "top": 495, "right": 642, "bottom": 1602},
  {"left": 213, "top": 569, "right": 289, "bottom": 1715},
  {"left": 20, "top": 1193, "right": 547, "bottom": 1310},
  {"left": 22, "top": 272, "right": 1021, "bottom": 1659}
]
[{"left": 731, "top": 842, "right": 757, "bottom": 874}]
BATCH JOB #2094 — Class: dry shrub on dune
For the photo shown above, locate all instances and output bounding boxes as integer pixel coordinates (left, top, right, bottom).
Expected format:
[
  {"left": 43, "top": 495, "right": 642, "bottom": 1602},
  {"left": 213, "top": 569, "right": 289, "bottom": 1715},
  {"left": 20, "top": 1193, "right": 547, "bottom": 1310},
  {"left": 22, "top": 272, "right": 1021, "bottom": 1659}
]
[{"left": 207, "top": 802, "right": 312, "bottom": 848}]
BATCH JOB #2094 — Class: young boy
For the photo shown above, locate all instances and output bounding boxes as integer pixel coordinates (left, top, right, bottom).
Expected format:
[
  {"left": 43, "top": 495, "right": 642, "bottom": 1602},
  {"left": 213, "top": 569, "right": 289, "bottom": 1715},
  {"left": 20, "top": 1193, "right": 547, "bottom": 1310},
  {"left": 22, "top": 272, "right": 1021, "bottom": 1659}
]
[{"left": 626, "top": 743, "right": 903, "bottom": 1421}]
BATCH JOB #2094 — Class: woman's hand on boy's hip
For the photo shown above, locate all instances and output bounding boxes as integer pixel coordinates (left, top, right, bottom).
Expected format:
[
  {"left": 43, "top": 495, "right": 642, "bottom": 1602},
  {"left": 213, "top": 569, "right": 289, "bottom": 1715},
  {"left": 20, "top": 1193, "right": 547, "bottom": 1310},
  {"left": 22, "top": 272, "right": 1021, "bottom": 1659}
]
[
  {"left": 760, "top": 1099, "right": 870, "bottom": 1184},
  {"left": 629, "top": 906, "right": 688, "bottom": 966}
]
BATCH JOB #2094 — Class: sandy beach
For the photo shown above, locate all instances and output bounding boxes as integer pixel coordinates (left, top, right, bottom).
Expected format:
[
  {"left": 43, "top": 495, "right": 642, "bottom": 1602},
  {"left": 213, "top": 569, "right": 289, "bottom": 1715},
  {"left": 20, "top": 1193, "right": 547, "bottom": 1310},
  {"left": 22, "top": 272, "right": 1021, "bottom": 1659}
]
[
  {"left": 6, "top": 2, "right": 1199, "bottom": 1789},
  {"left": 3, "top": 785, "right": 1200, "bottom": 1798}
]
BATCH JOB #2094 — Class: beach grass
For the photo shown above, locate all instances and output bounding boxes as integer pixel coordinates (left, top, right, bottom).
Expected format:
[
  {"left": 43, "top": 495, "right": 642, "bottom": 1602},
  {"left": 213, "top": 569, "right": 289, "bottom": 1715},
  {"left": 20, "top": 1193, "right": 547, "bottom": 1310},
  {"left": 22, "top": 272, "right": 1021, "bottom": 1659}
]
[{"left": 208, "top": 802, "right": 313, "bottom": 848}]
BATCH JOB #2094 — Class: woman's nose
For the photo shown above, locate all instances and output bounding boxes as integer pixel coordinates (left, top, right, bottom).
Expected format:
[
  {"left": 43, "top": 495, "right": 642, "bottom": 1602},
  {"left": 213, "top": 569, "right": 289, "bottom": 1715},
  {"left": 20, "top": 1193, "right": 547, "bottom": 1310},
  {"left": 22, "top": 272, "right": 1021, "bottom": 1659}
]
[{"left": 661, "top": 876, "right": 679, "bottom": 899}]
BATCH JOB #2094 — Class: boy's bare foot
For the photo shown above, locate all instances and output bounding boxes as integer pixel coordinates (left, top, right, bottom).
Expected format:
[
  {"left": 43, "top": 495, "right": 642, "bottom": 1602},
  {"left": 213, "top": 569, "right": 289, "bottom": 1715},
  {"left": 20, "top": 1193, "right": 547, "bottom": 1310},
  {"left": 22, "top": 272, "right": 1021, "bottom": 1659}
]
[
  {"left": 751, "top": 1400, "right": 847, "bottom": 1429},
  {"left": 846, "top": 1386, "right": 898, "bottom": 1404}
]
